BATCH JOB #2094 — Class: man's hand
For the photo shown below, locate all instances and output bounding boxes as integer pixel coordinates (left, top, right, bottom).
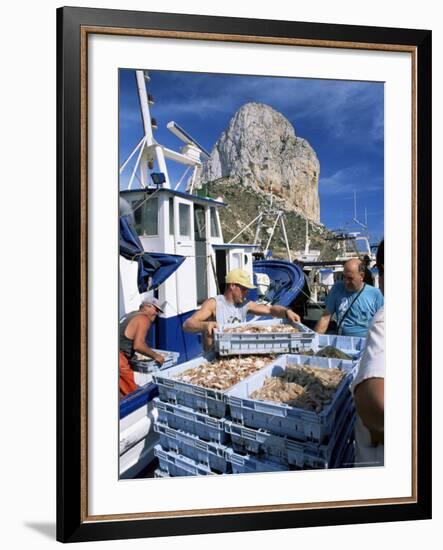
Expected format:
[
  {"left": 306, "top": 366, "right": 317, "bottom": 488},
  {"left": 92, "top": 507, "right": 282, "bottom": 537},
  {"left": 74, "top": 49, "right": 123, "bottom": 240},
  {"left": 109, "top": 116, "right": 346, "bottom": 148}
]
[
  {"left": 204, "top": 321, "right": 218, "bottom": 336},
  {"left": 153, "top": 352, "right": 166, "bottom": 365},
  {"left": 286, "top": 309, "right": 301, "bottom": 324}
]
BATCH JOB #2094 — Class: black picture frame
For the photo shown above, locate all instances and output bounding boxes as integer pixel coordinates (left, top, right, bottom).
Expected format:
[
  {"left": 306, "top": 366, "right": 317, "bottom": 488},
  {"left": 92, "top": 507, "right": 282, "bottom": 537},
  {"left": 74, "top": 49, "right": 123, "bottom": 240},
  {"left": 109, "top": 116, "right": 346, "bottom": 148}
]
[{"left": 57, "top": 6, "right": 432, "bottom": 543}]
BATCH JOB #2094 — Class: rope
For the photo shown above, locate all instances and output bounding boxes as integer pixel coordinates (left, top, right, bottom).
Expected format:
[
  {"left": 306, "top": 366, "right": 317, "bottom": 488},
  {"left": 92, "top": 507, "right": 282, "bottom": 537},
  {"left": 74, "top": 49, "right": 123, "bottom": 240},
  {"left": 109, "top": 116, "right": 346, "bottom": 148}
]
[{"left": 129, "top": 187, "right": 161, "bottom": 215}]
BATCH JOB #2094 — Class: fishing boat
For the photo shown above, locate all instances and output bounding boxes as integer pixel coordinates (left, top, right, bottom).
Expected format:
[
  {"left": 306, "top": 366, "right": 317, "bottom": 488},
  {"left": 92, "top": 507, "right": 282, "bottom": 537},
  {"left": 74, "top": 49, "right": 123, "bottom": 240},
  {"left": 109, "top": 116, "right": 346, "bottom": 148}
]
[{"left": 119, "top": 70, "right": 308, "bottom": 478}]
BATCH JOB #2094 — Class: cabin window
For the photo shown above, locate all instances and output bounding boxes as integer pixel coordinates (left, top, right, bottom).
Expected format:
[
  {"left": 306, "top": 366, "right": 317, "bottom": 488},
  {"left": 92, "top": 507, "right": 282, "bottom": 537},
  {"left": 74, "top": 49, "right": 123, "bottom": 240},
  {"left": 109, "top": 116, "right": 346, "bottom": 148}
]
[
  {"left": 231, "top": 252, "right": 242, "bottom": 270},
  {"left": 169, "top": 198, "right": 174, "bottom": 235},
  {"left": 194, "top": 205, "right": 206, "bottom": 241},
  {"left": 131, "top": 200, "right": 143, "bottom": 234},
  {"left": 144, "top": 197, "right": 158, "bottom": 236},
  {"left": 179, "top": 203, "right": 191, "bottom": 237},
  {"left": 210, "top": 207, "right": 220, "bottom": 237}
]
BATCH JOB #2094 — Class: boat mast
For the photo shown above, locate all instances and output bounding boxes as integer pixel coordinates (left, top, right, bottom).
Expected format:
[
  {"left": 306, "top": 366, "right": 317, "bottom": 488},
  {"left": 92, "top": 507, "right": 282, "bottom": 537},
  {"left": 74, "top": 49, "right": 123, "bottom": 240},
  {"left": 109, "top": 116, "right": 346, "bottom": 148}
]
[
  {"left": 304, "top": 219, "right": 310, "bottom": 255},
  {"left": 135, "top": 70, "right": 170, "bottom": 189}
]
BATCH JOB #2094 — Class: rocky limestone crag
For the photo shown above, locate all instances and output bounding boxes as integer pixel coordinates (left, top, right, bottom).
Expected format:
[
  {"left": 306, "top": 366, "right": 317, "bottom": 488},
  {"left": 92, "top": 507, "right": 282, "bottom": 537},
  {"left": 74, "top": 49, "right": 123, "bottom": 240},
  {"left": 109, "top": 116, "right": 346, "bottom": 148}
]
[{"left": 198, "top": 102, "right": 320, "bottom": 222}]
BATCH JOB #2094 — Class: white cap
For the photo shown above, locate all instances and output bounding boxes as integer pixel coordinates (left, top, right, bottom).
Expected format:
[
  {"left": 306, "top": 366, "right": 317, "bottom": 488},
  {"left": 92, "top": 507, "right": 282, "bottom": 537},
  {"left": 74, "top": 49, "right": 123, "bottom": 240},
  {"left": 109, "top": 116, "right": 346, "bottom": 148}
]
[{"left": 140, "top": 295, "right": 164, "bottom": 313}]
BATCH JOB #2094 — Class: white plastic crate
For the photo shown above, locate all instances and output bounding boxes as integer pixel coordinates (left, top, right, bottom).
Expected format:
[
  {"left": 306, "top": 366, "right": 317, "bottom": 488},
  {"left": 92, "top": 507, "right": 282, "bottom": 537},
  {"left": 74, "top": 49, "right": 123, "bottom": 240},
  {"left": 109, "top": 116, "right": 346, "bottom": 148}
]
[
  {"left": 155, "top": 422, "right": 231, "bottom": 473},
  {"left": 154, "top": 398, "right": 228, "bottom": 444},
  {"left": 154, "top": 445, "right": 217, "bottom": 476},
  {"left": 225, "top": 354, "right": 355, "bottom": 442},
  {"left": 225, "top": 394, "right": 356, "bottom": 468},
  {"left": 214, "top": 319, "right": 316, "bottom": 356}
]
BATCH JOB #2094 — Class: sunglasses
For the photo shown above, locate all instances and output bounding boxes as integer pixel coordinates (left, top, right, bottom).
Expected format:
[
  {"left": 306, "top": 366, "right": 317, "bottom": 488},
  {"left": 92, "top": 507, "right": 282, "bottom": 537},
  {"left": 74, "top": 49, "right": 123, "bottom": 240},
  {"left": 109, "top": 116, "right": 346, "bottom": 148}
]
[{"left": 235, "top": 284, "right": 249, "bottom": 292}]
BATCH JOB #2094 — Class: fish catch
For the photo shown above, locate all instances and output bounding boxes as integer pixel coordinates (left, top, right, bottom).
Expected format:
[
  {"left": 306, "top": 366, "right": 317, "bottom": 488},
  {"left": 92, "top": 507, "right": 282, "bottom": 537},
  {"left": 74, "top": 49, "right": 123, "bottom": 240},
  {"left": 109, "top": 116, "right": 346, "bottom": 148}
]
[
  {"left": 174, "top": 356, "right": 275, "bottom": 390},
  {"left": 292, "top": 346, "right": 353, "bottom": 360},
  {"left": 223, "top": 325, "right": 300, "bottom": 334},
  {"left": 250, "top": 365, "right": 345, "bottom": 413}
]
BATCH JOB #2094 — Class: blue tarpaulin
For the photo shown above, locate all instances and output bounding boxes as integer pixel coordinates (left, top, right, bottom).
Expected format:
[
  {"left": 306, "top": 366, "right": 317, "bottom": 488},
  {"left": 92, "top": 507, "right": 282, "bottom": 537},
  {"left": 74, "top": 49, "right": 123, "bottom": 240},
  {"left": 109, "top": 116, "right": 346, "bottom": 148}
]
[
  {"left": 253, "top": 259, "right": 305, "bottom": 307},
  {"left": 119, "top": 215, "right": 185, "bottom": 292}
]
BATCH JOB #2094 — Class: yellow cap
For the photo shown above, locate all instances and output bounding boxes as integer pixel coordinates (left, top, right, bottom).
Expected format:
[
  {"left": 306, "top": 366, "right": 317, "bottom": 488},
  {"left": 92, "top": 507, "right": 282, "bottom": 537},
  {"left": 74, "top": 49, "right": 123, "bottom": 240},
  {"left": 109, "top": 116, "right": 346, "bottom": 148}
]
[{"left": 225, "top": 268, "right": 256, "bottom": 289}]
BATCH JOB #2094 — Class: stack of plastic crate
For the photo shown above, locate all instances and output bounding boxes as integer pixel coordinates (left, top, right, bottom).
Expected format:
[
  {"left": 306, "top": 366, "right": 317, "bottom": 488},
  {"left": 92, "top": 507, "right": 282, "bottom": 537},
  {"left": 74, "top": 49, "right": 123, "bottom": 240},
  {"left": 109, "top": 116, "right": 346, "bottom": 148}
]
[
  {"left": 151, "top": 322, "right": 361, "bottom": 477},
  {"left": 223, "top": 354, "right": 357, "bottom": 472},
  {"left": 152, "top": 356, "right": 235, "bottom": 476}
]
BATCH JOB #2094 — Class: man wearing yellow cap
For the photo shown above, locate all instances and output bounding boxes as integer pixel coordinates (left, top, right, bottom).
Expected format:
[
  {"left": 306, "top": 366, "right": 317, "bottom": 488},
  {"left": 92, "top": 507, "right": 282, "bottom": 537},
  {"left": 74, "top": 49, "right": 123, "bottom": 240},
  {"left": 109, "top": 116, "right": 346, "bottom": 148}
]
[{"left": 183, "top": 268, "right": 300, "bottom": 351}]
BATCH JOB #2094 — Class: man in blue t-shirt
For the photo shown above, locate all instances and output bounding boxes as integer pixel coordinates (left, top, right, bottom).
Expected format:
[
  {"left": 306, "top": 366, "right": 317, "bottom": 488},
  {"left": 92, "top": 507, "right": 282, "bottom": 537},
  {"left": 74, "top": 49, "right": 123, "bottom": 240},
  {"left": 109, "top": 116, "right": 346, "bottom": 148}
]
[{"left": 315, "top": 258, "right": 384, "bottom": 338}]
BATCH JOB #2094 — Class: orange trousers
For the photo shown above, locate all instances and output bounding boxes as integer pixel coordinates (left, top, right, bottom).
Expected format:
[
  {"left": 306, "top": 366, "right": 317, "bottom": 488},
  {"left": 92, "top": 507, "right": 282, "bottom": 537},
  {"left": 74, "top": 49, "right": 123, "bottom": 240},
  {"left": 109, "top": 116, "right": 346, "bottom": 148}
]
[{"left": 119, "top": 351, "right": 138, "bottom": 397}]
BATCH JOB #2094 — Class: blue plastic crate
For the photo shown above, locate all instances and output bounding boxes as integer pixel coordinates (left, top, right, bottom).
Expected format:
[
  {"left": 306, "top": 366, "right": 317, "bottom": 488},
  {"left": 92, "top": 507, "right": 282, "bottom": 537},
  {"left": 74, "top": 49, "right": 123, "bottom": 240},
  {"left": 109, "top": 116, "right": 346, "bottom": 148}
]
[
  {"left": 130, "top": 350, "right": 180, "bottom": 373},
  {"left": 331, "top": 420, "right": 357, "bottom": 468},
  {"left": 225, "top": 394, "right": 356, "bottom": 468},
  {"left": 152, "top": 357, "right": 228, "bottom": 417},
  {"left": 226, "top": 448, "right": 289, "bottom": 474},
  {"left": 225, "top": 354, "right": 355, "bottom": 442},
  {"left": 154, "top": 445, "right": 217, "bottom": 476},
  {"left": 155, "top": 422, "right": 231, "bottom": 473},
  {"left": 154, "top": 398, "right": 228, "bottom": 444},
  {"left": 214, "top": 319, "right": 316, "bottom": 356},
  {"left": 153, "top": 355, "right": 263, "bottom": 418},
  {"left": 153, "top": 468, "right": 170, "bottom": 478},
  {"left": 317, "top": 335, "right": 366, "bottom": 360},
  {"left": 338, "top": 441, "right": 355, "bottom": 469}
]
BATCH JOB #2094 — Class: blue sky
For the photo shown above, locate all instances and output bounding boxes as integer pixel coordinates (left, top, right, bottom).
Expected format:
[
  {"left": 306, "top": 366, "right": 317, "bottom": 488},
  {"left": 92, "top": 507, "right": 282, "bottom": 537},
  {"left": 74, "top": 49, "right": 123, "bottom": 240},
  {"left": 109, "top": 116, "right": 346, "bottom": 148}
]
[{"left": 119, "top": 69, "right": 384, "bottom": 243}]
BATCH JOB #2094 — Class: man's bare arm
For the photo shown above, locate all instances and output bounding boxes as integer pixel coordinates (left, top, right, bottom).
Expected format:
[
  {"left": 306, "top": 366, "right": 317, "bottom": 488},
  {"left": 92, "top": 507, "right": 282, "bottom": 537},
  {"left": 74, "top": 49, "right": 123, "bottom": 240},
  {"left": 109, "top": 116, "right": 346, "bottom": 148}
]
[
  {"left": 315, "top": 310, "right": 332, "bottom": 334},
  {"left": 131, "top": 317, "right": 165, "bottom": 364},
  {"left": 182, "top": 298, "right": 218, "bottom": 335},
  {"left": 247, "top": 302, "right": 301, "bottom": 323}
]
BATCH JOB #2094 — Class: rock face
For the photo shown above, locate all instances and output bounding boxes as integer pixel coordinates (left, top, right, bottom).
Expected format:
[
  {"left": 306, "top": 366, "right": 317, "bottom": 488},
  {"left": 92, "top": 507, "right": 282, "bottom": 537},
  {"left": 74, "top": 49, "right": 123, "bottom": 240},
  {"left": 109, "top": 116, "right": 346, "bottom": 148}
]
[{"left": 199, "top": 103, "right": 320, "bottom": 222}]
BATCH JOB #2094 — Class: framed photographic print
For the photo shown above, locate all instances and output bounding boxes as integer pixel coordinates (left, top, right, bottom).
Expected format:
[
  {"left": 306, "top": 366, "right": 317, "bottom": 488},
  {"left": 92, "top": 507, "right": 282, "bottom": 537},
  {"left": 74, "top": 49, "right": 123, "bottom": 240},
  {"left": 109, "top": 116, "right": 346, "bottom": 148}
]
[{"left": 57, "top": 6, "right": 432, "bottom": 543}]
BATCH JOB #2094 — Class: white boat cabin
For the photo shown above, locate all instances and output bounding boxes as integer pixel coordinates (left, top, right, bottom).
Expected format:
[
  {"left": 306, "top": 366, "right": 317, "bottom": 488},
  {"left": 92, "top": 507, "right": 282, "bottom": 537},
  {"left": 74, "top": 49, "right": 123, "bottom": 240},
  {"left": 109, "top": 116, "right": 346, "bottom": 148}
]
[{"left": 119, "top": 187, "right": 255, "bottom": 319}]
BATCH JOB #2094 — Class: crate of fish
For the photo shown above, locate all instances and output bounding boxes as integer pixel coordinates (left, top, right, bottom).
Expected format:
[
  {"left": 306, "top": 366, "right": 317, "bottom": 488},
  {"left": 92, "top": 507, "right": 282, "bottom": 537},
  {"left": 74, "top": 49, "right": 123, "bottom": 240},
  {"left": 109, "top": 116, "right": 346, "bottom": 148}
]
[
  {"left": 154, "top": 398, "right": 228, "bottom": 444},
  {"left": 214, "top": 319, "right": 316, "bottom": 356},
  {"left": 154, "top": 445, "right": 217, "bottom": 477},
  {"left": 290, "top": 340, "right": 365, "bottom": 362},
  {"left": 152, "top": 355, "right": 275, "bottom": 418},
  {"left": 224, "top": 394, "right": 356, "bottom": 469},
  {"left": 225, "top": 354, "right": 355, "bottom": 442},
  {"left": 317, "top": 335, "right": 366, "bottom": 360},
  {"left": 226, "top": 448, "right": 289, "bottom": 474},
  {"left": 130, "top": 349, "right": 180, "bottom": 373},
  {"left": 155, "top": 422, "right": 231, "bottom": 473}
]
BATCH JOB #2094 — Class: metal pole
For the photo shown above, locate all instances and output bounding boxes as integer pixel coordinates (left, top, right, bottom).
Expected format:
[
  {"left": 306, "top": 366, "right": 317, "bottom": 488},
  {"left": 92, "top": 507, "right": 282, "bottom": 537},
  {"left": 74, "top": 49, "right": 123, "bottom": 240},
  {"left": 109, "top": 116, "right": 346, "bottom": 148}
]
[
  {"left": 280, "top": 215, "right": 292, "bottom": 262},
  {"left": 188, "top": 166, "right": 198, "bottom": 194},
  {"left": 253, "top": 213, "right": 263, "bottom": 245},
  {"left": 265, "top": 212, "right": 281, "bottom": 254},
  {"left": 228, "top": 212, "right": 263, "bottom": 243},
  {"left": 128, "top": 138, "right": 148, "bottom": 189},
  {"left": 174, "top": 166, "right": 191, "bottom": 191},
  {"left": 135, "top": 70, "right": 154, "bottom": 146},
  {"left": 119, "top": 137, "right": 145, "bottom": 174}
]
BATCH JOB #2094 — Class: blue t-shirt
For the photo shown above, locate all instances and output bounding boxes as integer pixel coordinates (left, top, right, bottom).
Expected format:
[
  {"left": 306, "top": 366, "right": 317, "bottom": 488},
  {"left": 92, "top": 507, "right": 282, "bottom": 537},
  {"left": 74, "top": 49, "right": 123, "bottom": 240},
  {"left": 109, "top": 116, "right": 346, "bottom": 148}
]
[{"left": 325, "top": 282, "right": 384, "bottom": 337}]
